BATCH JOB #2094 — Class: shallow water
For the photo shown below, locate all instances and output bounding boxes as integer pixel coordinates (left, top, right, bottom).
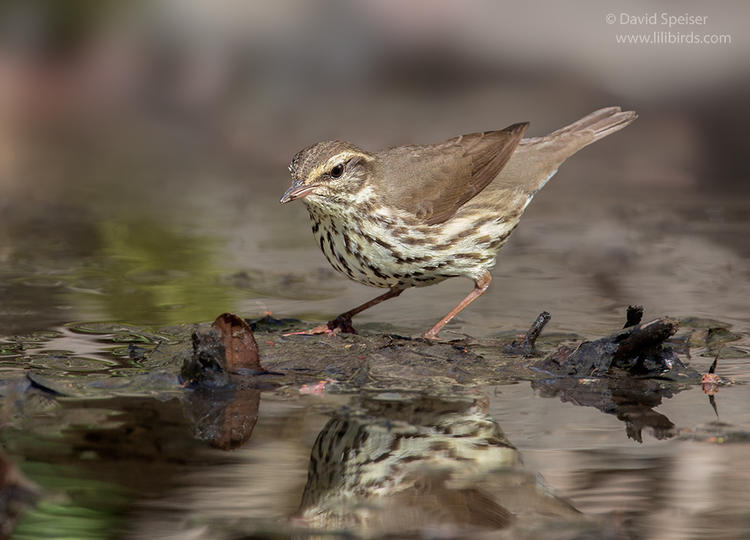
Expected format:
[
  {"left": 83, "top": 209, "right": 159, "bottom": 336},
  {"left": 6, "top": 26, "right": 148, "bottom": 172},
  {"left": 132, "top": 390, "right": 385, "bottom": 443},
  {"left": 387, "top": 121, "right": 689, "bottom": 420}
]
[
  {"left": 3, "top": 331, "right": 750, "bottom": 539},
  {"left": 2, "top": 126, "right": 750, "bottom": 539}
]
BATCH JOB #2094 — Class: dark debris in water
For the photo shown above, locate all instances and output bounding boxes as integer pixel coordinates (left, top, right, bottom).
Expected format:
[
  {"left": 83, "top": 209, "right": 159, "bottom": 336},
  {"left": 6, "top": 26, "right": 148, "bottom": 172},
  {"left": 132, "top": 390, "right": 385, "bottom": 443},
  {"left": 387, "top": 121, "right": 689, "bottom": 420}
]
[
  {"left": 527, "top": 308, "right": 701, "bottom": 442},
  {"left": 182, "top": 313, "right": 263, "bottom": 387},
  {"left": 534, "top": 311, "right": 690, "bottom": 379},
  {"left": 503, "top": 311, "right": 551, "bottom": 357},
  {"left": 511, "top": 306, "right": 735, "bottom": 444}
]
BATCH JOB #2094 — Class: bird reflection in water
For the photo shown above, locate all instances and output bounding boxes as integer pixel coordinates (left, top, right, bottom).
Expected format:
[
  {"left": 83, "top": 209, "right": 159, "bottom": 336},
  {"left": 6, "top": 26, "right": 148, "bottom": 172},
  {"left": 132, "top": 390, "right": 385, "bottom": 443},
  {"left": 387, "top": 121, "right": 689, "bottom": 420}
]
[{"left": 297, "top": 392, "right": 581, "bottom": 537}]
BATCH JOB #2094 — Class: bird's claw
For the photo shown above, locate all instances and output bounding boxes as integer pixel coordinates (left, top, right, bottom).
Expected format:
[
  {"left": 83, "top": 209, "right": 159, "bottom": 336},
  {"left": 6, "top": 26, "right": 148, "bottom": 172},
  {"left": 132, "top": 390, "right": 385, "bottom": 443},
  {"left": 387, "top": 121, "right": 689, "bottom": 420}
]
[
  {"left": 327, "top": 314, "right": 356, "bottom": 334},
  {"left": 282, "top": 316, "right": 356, "bottom": 337},
  {"left": 282, "top": 324, "right": 335, "bottom": 337}
]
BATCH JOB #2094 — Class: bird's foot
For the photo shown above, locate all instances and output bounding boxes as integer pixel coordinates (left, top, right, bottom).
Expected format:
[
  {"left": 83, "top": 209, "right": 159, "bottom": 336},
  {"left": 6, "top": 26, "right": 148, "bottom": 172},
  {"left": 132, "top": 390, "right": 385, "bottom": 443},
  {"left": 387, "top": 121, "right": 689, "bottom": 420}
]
[
  {"left": 327, "top": 314, "right": 356, "bottom": 334},
  {"left": 420, "top": 330, "right": 442, "bottom": 341},
  {"left": 282, "top": 315, "right": 356, "bottom": 337},
  {"left": 283, "top": 324, "right": 336, "bottom": 337}
]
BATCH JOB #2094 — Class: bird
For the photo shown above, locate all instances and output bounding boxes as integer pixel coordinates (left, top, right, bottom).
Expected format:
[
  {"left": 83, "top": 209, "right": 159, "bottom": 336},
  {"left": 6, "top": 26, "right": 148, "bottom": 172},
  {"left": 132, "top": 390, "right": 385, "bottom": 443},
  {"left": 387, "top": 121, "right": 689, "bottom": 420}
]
[{"left": 281, "top": 107, "right": 637, "bottom": 339}]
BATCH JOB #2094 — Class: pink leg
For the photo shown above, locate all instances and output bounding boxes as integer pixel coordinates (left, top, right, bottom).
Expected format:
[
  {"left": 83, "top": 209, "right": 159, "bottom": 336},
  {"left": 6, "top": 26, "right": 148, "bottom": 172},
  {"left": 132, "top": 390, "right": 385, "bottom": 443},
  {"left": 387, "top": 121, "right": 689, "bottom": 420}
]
[
  {"left": 421, "top": 271, "right": 491, "bottom": 340},
  {"left": 285, "top": 288, "right": 404, "bottom": 336}
]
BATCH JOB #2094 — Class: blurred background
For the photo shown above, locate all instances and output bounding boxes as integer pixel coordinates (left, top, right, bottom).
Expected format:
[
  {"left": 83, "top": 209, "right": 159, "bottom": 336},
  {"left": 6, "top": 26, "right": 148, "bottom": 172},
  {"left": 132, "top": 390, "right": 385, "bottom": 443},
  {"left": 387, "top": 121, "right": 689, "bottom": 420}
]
[{"left": 1, "top": 0, "right": 749, "bottom": 337}]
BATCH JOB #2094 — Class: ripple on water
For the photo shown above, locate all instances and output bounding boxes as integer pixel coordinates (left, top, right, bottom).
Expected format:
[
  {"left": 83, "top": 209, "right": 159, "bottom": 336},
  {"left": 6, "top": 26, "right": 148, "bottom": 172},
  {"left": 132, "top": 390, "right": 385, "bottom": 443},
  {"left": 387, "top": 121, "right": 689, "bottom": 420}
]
[{"left": 4, "top": 322, "right": 181, "bottom": 379}]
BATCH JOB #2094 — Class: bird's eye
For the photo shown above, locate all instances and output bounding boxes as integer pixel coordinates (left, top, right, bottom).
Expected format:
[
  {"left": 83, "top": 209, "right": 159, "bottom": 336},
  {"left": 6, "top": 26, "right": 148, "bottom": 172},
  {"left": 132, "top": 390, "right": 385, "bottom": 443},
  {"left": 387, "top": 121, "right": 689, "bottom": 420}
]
[{"left": 330, "top": 163, "right": 344, "bottom": 178}]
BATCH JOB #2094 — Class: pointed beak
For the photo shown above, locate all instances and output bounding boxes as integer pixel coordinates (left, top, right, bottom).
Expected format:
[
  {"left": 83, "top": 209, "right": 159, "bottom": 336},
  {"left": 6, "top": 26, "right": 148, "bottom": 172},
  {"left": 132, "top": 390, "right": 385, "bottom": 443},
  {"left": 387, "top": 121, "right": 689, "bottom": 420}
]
[{"left": 280, "top": 182, "right": 317, "bottom": 204}]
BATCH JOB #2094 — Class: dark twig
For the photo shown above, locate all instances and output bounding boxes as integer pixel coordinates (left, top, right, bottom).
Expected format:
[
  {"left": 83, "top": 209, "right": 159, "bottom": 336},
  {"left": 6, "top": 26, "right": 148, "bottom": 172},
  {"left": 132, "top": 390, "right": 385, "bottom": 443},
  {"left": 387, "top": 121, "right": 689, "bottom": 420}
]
[{"left": 505, "top": 311, "right": 551, "bottom": 357}]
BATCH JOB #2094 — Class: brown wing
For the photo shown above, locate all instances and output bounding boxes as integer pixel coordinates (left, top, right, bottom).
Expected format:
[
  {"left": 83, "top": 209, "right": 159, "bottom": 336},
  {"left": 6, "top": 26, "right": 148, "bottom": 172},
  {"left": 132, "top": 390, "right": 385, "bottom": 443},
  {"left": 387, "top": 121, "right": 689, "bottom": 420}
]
[{"left": 375, "top": 122, "right": 528, "bottom": 225}]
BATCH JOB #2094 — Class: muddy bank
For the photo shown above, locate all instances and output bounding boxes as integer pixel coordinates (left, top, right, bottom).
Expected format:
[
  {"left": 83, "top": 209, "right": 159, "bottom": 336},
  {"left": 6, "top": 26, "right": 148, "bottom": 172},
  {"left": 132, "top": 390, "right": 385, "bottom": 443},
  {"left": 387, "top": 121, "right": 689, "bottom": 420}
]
[
  {"left": 14, "top": 308, "right": 728, "bottom": 403},
  {"left": 4, "top": 308, "right": 742, "bottom": 450}
]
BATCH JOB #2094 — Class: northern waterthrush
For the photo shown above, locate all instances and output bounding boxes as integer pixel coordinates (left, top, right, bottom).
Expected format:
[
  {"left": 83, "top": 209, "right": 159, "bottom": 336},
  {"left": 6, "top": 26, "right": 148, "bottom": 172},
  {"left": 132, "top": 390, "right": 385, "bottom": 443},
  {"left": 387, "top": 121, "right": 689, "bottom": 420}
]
[{"left": 281, "top": 107, "right": 637, "bottom": 339}]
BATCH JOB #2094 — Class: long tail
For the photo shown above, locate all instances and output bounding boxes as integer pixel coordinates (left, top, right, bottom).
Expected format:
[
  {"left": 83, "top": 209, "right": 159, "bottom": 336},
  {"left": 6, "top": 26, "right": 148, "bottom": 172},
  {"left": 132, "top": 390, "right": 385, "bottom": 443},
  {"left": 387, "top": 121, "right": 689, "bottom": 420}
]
[
  {"left": 545, "top": 106, "right": 638, "bottom": 157},
  {"left": 503, "top": 107, "right": 636, "bottom": 195}
]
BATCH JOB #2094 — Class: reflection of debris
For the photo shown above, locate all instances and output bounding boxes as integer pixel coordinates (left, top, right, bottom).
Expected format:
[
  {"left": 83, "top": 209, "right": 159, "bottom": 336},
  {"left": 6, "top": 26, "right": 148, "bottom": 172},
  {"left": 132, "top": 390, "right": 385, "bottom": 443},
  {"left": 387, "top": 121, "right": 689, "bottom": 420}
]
[
  {"left": 532, "top": 376, "right": 682, "bottom": 442},
  {"left": 184, "top": 388, "right": 261, "bottom": 450}
]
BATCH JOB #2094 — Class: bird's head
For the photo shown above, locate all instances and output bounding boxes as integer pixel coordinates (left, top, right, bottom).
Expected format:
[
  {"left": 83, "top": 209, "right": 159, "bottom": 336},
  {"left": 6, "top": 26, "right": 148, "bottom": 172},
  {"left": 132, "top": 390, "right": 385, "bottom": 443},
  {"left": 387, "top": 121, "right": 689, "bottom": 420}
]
[{"left": 280, "top": 141, "right": 374, "bottom": 205}]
